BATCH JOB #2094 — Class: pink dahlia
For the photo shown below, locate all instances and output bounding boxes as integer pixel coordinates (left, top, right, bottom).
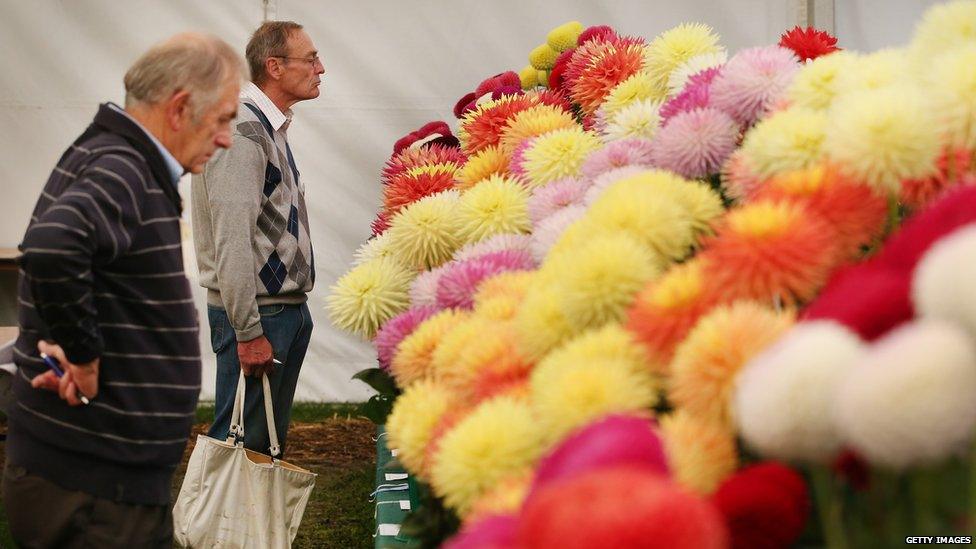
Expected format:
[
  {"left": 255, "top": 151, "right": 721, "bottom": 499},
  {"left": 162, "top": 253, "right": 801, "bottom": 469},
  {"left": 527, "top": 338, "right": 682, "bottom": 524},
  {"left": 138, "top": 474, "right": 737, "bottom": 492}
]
[
  {"left": 528, "top": 177, "right": 590, "bottom": 226},
  {"left": 660, "top": 66, "right": 723, "bottom": 125},
  {"left": 584, "top": 165, "right": 649, "bottom": 206},
  {"left": 710, "top": 46, "right": 800, "bottom": 127},
  {"left": 375, "top": 305, "right": 439, "bottom": 370},
  {"left": 508, "top": 137, "right": 535, "bottom": 182},
  {"left": 410, "top": 264, "right": 450, "bottom": 307},
  {"left": 454, "top": 233, "right": 535, "bottom": 263},
  {"left": 435, "top": 250, "right": 535, "bottom": 310},
  {"left": 651, "top": 107, "right": 739, "bottom": 179},
  {"left": 581, "top": 138, "right": 656, "bottom": 181}
]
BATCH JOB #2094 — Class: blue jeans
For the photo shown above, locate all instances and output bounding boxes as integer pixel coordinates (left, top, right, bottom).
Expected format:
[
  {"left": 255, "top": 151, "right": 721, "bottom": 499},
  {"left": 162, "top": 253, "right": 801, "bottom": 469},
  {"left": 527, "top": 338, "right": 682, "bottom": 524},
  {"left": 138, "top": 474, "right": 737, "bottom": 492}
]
[{"left": 207, "top": 302, "right": 313, "bottom": 456}]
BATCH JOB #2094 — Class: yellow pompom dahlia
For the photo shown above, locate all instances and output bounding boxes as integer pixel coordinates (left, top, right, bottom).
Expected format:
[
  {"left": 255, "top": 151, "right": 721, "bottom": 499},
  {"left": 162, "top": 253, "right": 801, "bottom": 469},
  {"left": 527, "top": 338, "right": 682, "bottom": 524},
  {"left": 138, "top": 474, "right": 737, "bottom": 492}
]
[
  {"left": 788, "top": 51, "right": 857, "bottom": 110},
  {"left": 529, "top": 43, "right": 560, "bottom": 70},
  {"left": 386, "top": 190, "right": 463, "bottom": 269},
  {"left": 825, "top": 86, "right": 941, "bottom": 194},
  {"left": 391, "top": 308, "right": 467, "bottom": 387},
  {"left": 547, "top": 21, "right": 584, "bottom": 52},
  {"left": 386, "top": 378, "right": 457, "bottom": 480},
  {"left": 645, "top": 23, "right": 723, "bottom": 95},
  {"left": 740, "top": 107, "right": 828, "bottom": 180},
  {"left": 456, "top": 175, "right": 531, "bottom": 244},
  {"left": 430, "top": 396, "right": 544, "bottom": 515},
  {"left": 520, "top": 127, "right": 602, "bottom": 188},
  {"left": 327, "top": 256, "right": 412, "bottom": 340}
]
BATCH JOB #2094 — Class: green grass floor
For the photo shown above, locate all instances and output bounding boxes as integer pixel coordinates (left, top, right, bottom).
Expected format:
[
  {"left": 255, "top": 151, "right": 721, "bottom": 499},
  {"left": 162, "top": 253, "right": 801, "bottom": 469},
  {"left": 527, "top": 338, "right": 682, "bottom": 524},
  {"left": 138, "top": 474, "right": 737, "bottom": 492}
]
[{"left": 0, "top": 402, "right": 376, "bottom": 548}]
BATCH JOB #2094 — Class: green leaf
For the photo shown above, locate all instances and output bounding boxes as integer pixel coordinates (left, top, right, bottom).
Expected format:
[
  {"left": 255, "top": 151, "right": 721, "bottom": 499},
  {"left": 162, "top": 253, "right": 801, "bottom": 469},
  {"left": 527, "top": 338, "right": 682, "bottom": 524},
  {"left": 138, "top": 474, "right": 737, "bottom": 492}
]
[
  {"left": 357, "top": 394, "right": 394, "bottom": 425},
  {"left": 352, "top": 367, "right": 399, "bottom": 397}
]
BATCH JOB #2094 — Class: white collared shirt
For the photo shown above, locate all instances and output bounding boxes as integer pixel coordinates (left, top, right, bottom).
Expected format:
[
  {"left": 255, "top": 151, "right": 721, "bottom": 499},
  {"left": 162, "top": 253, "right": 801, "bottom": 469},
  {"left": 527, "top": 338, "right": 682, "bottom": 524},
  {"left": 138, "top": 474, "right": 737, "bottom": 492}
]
[
  {"left": 107, "top": 103, "right": 184, "bottom": 186},
  {"left": 241, "top": 81, "right": 293, "bottom": 133}
]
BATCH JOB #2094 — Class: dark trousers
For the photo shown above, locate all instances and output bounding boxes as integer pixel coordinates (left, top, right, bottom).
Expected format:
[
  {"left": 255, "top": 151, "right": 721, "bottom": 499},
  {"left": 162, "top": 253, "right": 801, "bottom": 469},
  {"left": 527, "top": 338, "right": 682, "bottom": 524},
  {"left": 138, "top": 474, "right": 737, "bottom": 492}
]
[
  {"left": 1, "top": 463, "right": 171, "bottom": 548},
  {"left": 206, "top": 302, "right": 312, "bottom": 456}
]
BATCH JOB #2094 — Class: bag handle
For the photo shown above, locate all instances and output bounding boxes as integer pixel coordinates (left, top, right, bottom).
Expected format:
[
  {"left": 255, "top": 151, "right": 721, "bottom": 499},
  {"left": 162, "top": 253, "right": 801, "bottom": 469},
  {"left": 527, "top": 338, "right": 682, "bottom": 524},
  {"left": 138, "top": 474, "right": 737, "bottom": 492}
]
[{"left": 227, "top": 370, "right": 281, "bottom": 458}]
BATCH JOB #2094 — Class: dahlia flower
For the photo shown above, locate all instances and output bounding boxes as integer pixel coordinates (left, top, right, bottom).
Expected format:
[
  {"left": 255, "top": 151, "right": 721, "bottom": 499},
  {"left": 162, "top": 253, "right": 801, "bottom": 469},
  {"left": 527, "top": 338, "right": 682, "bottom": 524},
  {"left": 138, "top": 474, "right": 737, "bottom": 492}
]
[
  {"left": 825, "top": 86, "right": 941, "bottom": 194},
  {"left": 529, "top": 43, "right": 560, "bottom": 70},
  {"left": 778, "top": 26, "right": 840, "bottom": 61},
  {"left": 374, "top": 304, "right": 439, "bottom": 371},
  {"left": 651, "top": 107, "right": 739, "bottom": 179},
  {"left": 659, "top": 66, "right": 721, "bottom": 124},
  {"left": 568, "top": 40, "right": 648, "bottom": 115},
  {"left": 382, "top": 144, "right": 465, "bottom": 186},
  {"left": 459, "top": 95, "right": 538, "bottom": 155},
  {"left": 667, "top": 50, "right": 727, "bottom": 96},
  {"left": 386, "top": 190, "right": 463, "bottom": 269},
  {"left": 529, "top": 204, "right": 587, "bottom": 263},
  {"left": 787, "top": 50, "right": 857, "bottom": 111},
  {"left": 721, "top": 149, "right": 764, "bottom": 201},
  {"left": 711, "top": 463, "right": 810, "bottom": 549},
  {"left": 626, "top": 258, "right": 720, "bottom": 375},
  {"left": 645, "top": 23, "right": 723, "bottom": 95},
  {"left": 527, "top": 177, "right": 589, "bottom": 226},
  {"left": 835, "top": 320, "right": 976, "bottom": 469},
  {"left": 386, "top": 378, "right": 457, "bottom": 479},
  {"left": 909, "top": 0, "right": 976, "bottom": 64},
  {"left": 530, "top": 348, "right": 658, "bottom": 444},
  {"left": 601, "top": 71, "right": 664, "bottom": 120},
  {"left": 352, "top": 232, "right": 395, "bottom": 266},
  {"left": 700, "top": 199, "right": 840, "bottom": 305},
  {"left": 409, "top": 263, "right": 449, "bottom": 307},
  {"left": 603, "top": 98, "right": 663, "bottom": 142},
  {"left": 709, "top": 45, "right": 800, "bottom": 127},
  {"left": 498, "top": 104, "right": 577, "bottom": 154},
  {"left": 514, "top": 284, "right": 576, "bottom": 362},
  {"left": 327, "top": 256, "right": 413, "bottom": 339},
  {"left": 913, "top": 223, "right": 976, "bottom": 339},
  {"left": 661, "top": 411, "right": 738, "bottom": 495},
  {"left": 735, "top": 320, "right": 866, "bottom": 462},
  {"left": 435, "top": 249, "right": 535, "bottom": 310},
  {"left": 670, "top": 301, "right": 795, "bottom": 428},
  {"left": 926, "top": 45, "right": 976, "bottom": 150},
  {"left": 430, "top": 396, "right": 544, "bottom": 515},
  {"left": 453, "top": 232, "right": 534, "bottom": 263},
  {"left": 391, "top": 308, "right": 466, "bottom": 387},
  {"left": 383, "top": 164, "right": 458, "bottom": 215},
  {"left": 518, "top": 467, "right": 729, "bottom": 549},
  {"left": 456, "top": 175, "right": 531, "bottom": 243},
  {"left": 520, "top": 127, "right": 602, "bottom": 188},
  {"left": 836, "top": 49, "right": 906, "bottom": 93},
  {"left": 583, "top": 165, "right": 649, "bottom": 205},
  {"left": 739, "top": 107, "right": 827, "bottom": 180},
  {"left": 547, "top": 21, "right": 585, "bottom": 52},
  {"left": 553, "top": 232, "right": 663, "bottom": 332},
  {"left": 456, "top": 145, "right": 509, "bottom": 190},
  {"left": 581, "top": 137, "right": 655, "bottom": 182}
]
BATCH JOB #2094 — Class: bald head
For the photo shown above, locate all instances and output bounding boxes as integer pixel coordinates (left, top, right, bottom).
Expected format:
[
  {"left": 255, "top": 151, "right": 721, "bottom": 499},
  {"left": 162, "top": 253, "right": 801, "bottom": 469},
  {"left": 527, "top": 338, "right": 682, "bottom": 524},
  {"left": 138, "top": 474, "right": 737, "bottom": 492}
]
[{"left": 124, "top": 32, "right": 244, "bottom": 120}]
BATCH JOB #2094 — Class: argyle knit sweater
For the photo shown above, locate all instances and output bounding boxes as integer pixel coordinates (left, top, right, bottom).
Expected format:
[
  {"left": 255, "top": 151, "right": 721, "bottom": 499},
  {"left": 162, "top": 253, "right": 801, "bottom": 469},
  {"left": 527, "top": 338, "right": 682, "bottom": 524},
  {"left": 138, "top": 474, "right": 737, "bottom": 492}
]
[
  {"left": 191, "top": 97, "right": 314, "bottom": 341},
  {"left": 7, "top": 103, "right": 201, "bottom": 505}
]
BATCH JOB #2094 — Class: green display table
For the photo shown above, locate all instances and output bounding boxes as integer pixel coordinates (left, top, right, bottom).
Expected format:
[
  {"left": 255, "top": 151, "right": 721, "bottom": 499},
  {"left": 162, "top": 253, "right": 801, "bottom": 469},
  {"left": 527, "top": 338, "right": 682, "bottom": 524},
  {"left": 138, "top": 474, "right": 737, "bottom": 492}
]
[{"left": 373, "top": 425, "right": 418, "bottom": 548}]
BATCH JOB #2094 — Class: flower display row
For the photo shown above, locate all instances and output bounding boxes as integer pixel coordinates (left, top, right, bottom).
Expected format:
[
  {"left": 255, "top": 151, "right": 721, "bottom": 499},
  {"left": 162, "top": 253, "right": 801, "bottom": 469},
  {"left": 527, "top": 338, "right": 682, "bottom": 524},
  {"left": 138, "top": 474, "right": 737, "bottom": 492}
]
[{"left": 328, "top": 2, "right": 976, "bottom": 546}]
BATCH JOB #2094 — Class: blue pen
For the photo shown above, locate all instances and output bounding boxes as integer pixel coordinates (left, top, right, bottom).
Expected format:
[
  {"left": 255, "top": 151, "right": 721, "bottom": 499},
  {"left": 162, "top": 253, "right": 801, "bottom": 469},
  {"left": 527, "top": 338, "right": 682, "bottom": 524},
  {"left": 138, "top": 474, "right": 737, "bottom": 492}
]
[{"left": 40, "top": 352, "right": 91, "bottom": 405}]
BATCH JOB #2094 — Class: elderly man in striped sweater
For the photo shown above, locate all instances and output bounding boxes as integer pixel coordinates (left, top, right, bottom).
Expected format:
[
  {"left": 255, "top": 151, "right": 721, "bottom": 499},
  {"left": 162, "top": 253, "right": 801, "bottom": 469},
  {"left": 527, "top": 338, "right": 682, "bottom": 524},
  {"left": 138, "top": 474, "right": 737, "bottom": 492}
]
[{"left": 3, "top": 33, "right": 242, "bottom": 548}]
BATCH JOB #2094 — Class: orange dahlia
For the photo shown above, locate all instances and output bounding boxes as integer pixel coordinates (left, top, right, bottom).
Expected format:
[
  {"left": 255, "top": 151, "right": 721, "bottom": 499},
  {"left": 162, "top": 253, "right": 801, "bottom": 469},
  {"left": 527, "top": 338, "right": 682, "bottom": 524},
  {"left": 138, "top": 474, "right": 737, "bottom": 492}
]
[
  {"left": 382, "top": 144, "right": 466, "bottom": 186},
  {"left": 755, "top": 164, "right": 888, "bottom": 258},
  {"left": 569, "top": 42, "right": 648, "bottom": 116},
  {"left": 699, "top": 199, "right": 841, "bottom": 306},
  {"left": 383, "top": 165, "right": 458, "bottom": 215},
  {"left": 900, "top": 147, "right": 975, "bottom": 211},
  {"left": 459, "top": 95, "right": 539, "bottom": 155},
  {"left": 625, "top": 258, "right": 722, "bottom": 376}
]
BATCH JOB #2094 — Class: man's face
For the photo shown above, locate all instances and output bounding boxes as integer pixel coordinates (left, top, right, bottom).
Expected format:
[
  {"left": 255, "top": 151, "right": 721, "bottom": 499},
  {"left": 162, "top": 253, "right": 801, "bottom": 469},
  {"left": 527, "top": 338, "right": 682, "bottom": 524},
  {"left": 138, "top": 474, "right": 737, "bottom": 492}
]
[
  {"left": 279, "top": 30, "right": 325, "bottom": 102},
  {"left": 181, "top": 80, "right": 240, "bottom": 174}
]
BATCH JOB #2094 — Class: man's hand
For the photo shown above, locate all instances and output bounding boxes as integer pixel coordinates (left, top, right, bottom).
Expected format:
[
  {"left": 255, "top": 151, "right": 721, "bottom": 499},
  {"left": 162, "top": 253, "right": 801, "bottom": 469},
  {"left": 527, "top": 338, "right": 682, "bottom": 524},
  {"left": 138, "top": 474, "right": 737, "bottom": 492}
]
[
  {"left": 32, "top": 340, "right": 99, "bottom": 406},
  {"left": 238, "top": 335, "right": 274, "bottom": 377}
]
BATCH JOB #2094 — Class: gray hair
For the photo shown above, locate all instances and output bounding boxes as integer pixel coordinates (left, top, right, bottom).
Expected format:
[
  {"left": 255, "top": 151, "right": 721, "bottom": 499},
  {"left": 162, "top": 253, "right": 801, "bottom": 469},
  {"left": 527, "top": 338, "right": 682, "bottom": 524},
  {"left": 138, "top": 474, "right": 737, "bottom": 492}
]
[
  {"left": 124, "top": 33, "right": 244, "bottom": 120},
  {"left": 246, "top": 21, "right": 303, "bottom": 85}
]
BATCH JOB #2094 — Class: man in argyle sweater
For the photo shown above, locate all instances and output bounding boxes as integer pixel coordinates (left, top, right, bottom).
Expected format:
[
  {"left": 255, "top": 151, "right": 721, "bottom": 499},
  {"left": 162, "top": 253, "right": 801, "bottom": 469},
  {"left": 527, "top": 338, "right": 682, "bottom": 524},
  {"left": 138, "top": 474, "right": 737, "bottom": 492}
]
[{"left": 191, "top": 21, "right": 323, "bottom": 455}]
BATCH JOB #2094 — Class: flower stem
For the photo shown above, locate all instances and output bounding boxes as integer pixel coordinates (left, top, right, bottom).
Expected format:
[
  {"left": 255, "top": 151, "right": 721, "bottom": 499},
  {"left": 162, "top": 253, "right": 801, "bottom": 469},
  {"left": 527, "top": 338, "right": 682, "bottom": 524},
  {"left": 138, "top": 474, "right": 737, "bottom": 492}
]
[{"left": 811, "top": 466, "right": 848, "bottom": 549}]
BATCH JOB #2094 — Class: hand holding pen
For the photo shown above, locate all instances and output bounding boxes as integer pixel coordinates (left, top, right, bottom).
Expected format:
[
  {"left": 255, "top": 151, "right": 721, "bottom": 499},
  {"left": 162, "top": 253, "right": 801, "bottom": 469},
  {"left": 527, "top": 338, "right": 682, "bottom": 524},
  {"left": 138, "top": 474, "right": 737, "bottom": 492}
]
[{"left": 31, "top": 340, "right": 98, "bottom": 406}]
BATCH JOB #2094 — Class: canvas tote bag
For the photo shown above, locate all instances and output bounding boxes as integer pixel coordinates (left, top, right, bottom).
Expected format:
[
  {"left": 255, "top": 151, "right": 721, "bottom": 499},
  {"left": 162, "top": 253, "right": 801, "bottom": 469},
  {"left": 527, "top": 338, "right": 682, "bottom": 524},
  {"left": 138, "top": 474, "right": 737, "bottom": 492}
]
[{"left": 173, "top": 371, "right": 316, "bottom": 548}]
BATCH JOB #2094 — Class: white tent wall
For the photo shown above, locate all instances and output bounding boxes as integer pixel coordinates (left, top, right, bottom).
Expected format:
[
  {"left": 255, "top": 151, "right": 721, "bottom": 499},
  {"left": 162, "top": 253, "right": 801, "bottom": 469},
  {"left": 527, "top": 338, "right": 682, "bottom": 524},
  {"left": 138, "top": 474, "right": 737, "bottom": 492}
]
[{"left": 0, "top": 0, "right": 943, "bottom": 401}]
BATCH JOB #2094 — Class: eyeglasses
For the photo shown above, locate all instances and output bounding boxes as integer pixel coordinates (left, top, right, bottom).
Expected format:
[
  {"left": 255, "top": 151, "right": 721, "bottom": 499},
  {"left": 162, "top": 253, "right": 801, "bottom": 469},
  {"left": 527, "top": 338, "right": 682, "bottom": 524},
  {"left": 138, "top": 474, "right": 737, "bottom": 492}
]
[{"left": 272, "top": 54, "right": 322, "bottom": 67}]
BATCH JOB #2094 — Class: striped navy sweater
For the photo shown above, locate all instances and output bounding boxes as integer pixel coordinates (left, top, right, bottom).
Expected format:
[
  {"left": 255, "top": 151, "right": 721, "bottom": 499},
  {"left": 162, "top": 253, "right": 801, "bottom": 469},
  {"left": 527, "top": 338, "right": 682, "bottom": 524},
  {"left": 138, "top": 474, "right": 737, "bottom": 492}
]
[{"left": 7, "top": 103, "right": 201, "bottom": 505}]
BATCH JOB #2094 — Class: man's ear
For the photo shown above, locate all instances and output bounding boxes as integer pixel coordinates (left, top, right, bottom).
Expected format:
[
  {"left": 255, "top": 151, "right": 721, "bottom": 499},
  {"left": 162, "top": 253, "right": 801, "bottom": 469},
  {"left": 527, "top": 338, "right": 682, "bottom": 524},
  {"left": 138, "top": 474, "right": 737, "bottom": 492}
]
[
  {"left": 165, "top": 89, "right": 192, "bottom": 131},
  {"left": 265, "top": 56, "right": 283, "bottom": 82}
]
